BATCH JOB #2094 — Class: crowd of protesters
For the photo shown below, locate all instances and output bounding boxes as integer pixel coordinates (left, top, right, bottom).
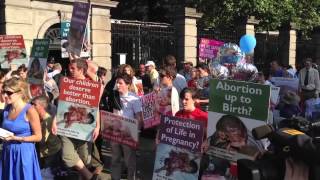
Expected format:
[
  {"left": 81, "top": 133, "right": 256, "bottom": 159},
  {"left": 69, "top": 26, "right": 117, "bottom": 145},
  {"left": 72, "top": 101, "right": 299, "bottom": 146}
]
[{"left": 0, "top": 51, "right": 319, "bottom": 180}]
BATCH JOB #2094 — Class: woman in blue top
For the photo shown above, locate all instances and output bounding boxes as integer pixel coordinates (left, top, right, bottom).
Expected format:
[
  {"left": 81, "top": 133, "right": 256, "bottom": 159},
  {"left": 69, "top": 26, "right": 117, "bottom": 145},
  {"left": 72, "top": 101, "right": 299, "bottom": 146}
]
[{"left": 0, "top": 77, "right": 42, "bottom": 180}]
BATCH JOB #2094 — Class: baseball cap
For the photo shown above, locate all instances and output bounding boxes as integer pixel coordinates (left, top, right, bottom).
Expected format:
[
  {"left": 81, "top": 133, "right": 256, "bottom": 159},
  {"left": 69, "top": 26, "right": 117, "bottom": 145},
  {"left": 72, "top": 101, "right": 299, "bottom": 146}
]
[{"left": 145, "top": 61, "right": 156, "bottom": 67}]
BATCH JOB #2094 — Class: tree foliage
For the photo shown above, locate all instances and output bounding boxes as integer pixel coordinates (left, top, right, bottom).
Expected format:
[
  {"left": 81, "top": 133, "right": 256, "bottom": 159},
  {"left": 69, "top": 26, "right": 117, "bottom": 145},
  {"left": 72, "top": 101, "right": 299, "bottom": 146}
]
[
  {"left": 195, "top": 0, "right": 320, "bottom": 32},
  {"left": 111, "top": 0, "right": 320, "bottom": 33}
]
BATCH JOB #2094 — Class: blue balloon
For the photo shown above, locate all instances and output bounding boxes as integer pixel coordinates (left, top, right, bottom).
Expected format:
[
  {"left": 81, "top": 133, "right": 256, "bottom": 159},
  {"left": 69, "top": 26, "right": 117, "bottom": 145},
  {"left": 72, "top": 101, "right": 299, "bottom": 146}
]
[{"left": 240, "top": 34, "right": 256, "bottom": 54}]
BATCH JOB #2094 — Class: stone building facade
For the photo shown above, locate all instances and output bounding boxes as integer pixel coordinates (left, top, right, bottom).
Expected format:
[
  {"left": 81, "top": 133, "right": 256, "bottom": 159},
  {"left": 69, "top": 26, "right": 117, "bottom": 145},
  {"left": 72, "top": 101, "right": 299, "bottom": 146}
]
[{"left": 0, "top": 0, "right": 118, "bottom": 70}]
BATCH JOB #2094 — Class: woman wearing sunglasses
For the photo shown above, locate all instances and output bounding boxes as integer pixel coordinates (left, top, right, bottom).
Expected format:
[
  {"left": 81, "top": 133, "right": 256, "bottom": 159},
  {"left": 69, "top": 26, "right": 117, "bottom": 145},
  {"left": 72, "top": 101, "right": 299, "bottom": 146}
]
[
  {"left": 0, "top": 77, "right": 42, "bottom": 180},
  {"left": 156, "top": 66, "right": 180, "bottom": 117}
]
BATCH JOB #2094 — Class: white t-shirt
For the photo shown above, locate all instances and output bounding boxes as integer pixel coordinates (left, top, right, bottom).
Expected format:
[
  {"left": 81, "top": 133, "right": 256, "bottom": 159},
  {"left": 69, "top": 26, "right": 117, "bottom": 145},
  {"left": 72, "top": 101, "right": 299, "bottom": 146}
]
[
  {"left": 173, "top": 73, "right": 187, "bottom": 94},
  {"left": 113, "top": 92, "right": 142, "bottom": 120}
]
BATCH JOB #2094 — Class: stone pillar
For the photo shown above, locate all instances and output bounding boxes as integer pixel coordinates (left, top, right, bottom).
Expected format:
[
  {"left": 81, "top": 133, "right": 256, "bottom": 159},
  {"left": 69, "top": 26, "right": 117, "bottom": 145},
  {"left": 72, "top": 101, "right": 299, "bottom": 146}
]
[
  {"left": 278, "top": 23, "right": 297, "bottom": 67},
  {"left": 2, "top": 0, "right": 118, "bottom": 73},
  {"left": 90, "top": 0, "right": 118, "bottom": 75},
  {"left": 241, "top": 16, "right": 259, "bottom": 36},
  {"left": 174, "top": 7, "right": 202, "bottom": 66}
]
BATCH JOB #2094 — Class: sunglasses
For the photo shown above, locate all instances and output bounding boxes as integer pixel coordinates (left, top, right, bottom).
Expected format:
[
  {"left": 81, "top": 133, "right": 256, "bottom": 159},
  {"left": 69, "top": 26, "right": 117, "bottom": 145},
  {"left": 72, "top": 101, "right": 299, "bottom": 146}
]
[{"left": 2, "top": 90, "right": 19, "bottom": 96}]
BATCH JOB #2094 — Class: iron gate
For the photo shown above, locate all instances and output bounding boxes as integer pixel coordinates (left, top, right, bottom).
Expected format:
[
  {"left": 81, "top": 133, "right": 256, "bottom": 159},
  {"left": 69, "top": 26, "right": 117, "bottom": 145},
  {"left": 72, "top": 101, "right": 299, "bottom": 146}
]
[{"left": 111, "top": 19, "right": 176, "bottom": 68}]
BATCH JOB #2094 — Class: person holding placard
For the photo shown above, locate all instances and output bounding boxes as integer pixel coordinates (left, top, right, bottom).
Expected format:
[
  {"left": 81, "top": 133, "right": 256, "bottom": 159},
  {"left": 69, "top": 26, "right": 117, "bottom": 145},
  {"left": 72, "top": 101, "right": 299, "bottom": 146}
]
[
  {"left": 108, "top": 73, "right": 143, "bottom": 180},
  {"left": 156, "top": 66, "right": 180, "bottom": 117},
  {"left": 175, "top": 88, "right": 208, "bottom": 128},
  {"left": 54, "top": 59, "right": 101, "bottom": 180},
  {"left": 0, "top": 77, "right": 42, "bottom": 180},
  {"left": 31, "top": 96, "right": 61, "bottom": 169}
]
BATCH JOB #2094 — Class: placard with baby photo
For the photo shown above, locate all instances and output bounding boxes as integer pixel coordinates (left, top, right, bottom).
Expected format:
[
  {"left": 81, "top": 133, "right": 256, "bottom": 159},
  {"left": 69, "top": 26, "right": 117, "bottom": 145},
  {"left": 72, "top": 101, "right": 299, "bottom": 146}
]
[{"left": 204, "top": 79, "right": 270, "bottom": 179}]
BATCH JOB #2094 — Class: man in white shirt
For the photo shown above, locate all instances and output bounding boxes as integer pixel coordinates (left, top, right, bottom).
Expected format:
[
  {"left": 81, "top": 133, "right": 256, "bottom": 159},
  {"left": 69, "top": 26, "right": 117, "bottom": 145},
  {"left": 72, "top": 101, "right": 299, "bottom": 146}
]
[
  {"left": 163, "top": 55, "right": 187, "bottom": 94},
  {"left": 299, "top": 58, "right": 320, "bottom": 100},
  {"left": 111, "top": 73, "right": 143, "bottom": 180},
  {"left": 179, "top": 61, "right": 193, "bottom": 81}
]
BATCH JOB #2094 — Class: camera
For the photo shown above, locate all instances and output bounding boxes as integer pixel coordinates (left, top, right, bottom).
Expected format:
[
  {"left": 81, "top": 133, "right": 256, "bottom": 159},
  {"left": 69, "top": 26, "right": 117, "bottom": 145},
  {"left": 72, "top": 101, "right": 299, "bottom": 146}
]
[{"left": 238, "top": 117, "right": 320, "bottom": 180}]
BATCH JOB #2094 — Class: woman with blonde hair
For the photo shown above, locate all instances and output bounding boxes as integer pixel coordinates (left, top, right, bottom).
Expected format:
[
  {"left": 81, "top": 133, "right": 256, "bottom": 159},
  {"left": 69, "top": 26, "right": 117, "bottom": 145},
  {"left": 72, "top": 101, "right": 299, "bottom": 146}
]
[
  {"left": 123, "top": 64, "right": 142, "bottom": 95},
  {"left": 114, "top": 64, "right": 142, "bottom": 95},
  {"left": 0, "top": 77, "right": 42, "bottom": 180}
]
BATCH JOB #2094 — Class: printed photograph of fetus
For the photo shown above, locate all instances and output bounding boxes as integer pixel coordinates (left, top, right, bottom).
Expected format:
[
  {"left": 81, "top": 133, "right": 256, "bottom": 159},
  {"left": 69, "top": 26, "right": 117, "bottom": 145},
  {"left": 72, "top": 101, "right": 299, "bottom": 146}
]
[
  {"left": 100, "top": 111, "right": 139, "bottom": 148},
  {"left": 153, "top": 143, "right": 201, "bottom": 180},
  {"left": 28, "top": 84, "right": 45, "bottom": 98},
  {"left": 56, "top": 100, "right": 97, "bottom": 141},
  {"left": 0, "top": 48, "right": 27, "bottom": 68}
]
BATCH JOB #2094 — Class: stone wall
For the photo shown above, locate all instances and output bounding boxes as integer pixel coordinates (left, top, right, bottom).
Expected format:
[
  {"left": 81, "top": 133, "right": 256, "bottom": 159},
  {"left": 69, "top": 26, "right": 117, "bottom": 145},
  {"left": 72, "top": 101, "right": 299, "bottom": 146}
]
[{"left": 1, "top": 0, "right": 117, "bottom": 71}]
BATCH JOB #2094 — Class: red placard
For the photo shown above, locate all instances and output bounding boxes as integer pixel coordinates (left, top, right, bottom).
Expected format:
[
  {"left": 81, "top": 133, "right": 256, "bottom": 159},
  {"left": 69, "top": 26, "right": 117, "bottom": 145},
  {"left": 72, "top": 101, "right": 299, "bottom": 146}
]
[
  {"left": 0, "top": 35, "right": 25, "bottom": 49},
  {"left": 59, "top": 77, "right": 101, "bottom": 107}
]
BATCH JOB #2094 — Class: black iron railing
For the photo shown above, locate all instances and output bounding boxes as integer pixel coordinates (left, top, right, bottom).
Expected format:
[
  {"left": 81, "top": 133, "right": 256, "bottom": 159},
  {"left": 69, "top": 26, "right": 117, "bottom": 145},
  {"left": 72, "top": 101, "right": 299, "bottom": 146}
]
[{"left": 111, "top": 19, "right": 176, "bottom": 69}]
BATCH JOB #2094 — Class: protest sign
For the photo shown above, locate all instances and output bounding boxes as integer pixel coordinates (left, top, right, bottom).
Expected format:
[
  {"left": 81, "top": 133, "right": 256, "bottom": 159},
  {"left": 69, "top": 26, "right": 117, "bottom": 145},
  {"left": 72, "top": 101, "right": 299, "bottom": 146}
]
[
  {"left": 28, "top": 39, "right": 50, "bottom": 84},
  {"left": 156, "top": 87, "right": 179, "bottom": 116},
  {"left": 158, "top": 115, "right": 204, "bottom": 153},
  {"left": 209, "top": 79, "right": 270, "bottom": 122},
  {"left": 0, "top": 35, "right": 27, "bottom": 68},
  {"left": 61, "top": 21, "right": 70, "bottom": 58},
  {"left": 135, "top": 79, "right": 144, "bottom": 96},
  {"left": 56, "top": 77, "right": 101, "bottom": 141},
  {"left": 141, "top": 92, "right": 159, "bottom": 128},
  {"left": 270, "top": 86, "right": 280, "bottom": 109},
  {"left": 29, "top": 84, "right": 45, "bottom": 98},
  {"left": 305, "top": 98, "right": 320, "bottom": 121},
  {"left": 61, "top": 21, "right": 90, "bottom": 58},
  {"left": 67, "top": 1, "right": 90, "bottom": 56},
  {"left": 100, "top": 110, "right": 139, "bottom": 149},
  {"left": 270, "top": 77, "right": 299, "bottom": 98},
  {"left": 152, "top": 143, "right": 201, "bottom": 180},
  {"left": 199, "top": 38, "right": 224, "bottom": 62},
  {"left": 205, "top": 79, "right": 270, "bottom": 178}
]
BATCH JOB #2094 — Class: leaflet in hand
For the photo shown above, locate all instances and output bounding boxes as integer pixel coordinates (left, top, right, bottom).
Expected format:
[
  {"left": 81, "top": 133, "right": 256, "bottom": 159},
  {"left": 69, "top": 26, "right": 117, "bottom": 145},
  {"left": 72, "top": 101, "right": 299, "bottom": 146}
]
[{"left": 0, "top": 128, "right": 14, "bottom": 138}]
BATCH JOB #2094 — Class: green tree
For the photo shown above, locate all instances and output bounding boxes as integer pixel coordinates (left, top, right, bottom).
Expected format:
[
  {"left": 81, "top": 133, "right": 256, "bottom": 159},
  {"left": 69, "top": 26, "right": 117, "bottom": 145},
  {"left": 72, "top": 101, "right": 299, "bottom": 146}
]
[
  {"left": 195, "top": 0, "right": 320, "bottom": 33},
  {"left": 111, "top": 0, "right": 320, "bottom": 33}
]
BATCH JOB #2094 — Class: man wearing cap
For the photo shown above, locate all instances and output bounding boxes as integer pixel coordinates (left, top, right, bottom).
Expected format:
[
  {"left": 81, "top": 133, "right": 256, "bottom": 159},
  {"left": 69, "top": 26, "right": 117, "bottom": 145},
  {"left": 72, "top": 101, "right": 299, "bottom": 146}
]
[
  {"left": 145, "top": 60, "right": 159, "bottom": 87},
  {"left": 179, "top": 61, "right": 193, "bottom": 81}
]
